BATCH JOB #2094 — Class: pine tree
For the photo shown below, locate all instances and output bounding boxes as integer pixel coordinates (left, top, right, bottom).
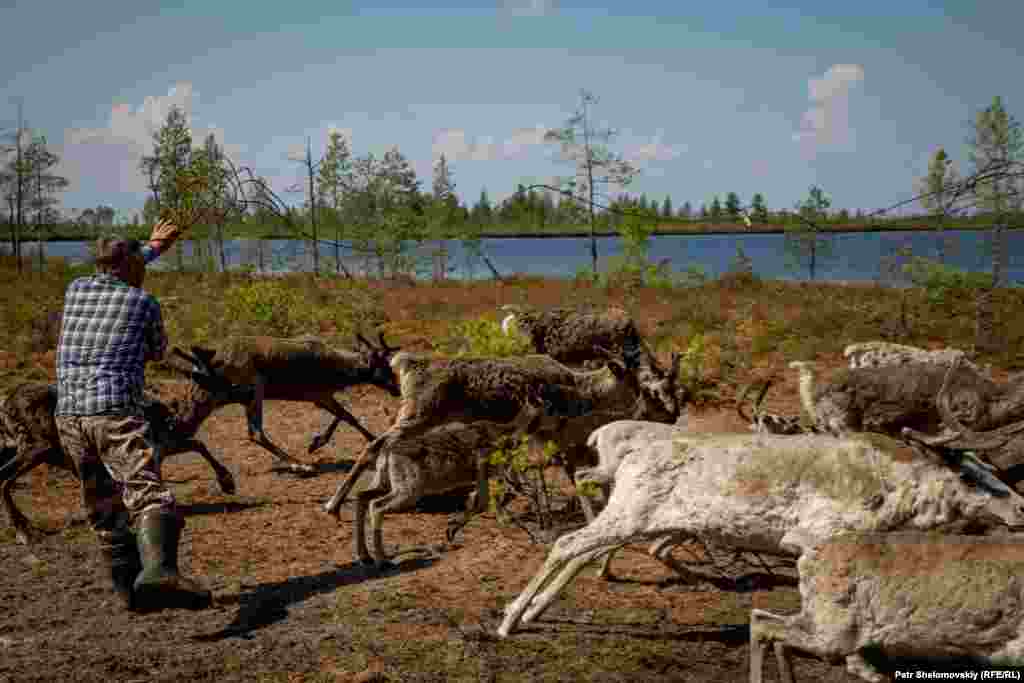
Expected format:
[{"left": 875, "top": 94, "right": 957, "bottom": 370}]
[
  {"left": 724, "top": 192, "right": 742, "bottom": 219},
  {"left": 750, "top": 193, "right": 768, "bottom": 223},
  {"left": 318, "top": 130, "right": 354, "bottom": 274},
  {"left": 966, "top": 95, "right": 1024, "bottom": 350},
  {"left": 138, "top": 105, "right": 192, "bottom": 270},
  {"left": 709, "top": 196, "right": 722, "bottom": 220}
]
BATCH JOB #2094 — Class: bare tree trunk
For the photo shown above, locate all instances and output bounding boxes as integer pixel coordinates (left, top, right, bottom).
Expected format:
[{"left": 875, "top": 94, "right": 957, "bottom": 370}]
[
  {"left": 306, "top": 137, "right": 319, "bottom": 276},
  {"left": 14, "top": 100, "right": 25, "bottom": 273},
  {"left": 975, "top": 223, "right": 1005, "bottom": 354},
  {"left": 36, "top": 225, "right": 44, "bottom": 270},
  {"left": 5, "top": 197, "right": 13, "bottom": 257},
  {"left": 217, "top": 221, "right": 227, "bottom": 272}
]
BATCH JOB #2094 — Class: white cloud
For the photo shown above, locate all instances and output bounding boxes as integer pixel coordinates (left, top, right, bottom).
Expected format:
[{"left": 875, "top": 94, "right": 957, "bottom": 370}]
[
  {"left": 285, "top": 142, "right": 308, "bottom": 161},
  {"left": 57, "top": 82, "right": 242, "bottom": 203},
  {"left": 624, "top": 129, "right": 686, "bottom": 165},
  {"left": 433, "top": 125, "right": 551, "bottom": 162},
  {"left": 502, "top": 125, "right": 551, "bottom": 158},
  {"left": 750, "top": 158, "right": 771, "bottom": 177},
  {"left": 499, "top": 0, "right": 557, "bottom": 17},
  {"left": 67, "top": 82, "right": 194, "bottom": 150},
  {"left": 326, "top": 125, "right": 354, "bottom": 145},
  {"left": 792, "top": 64, "right": 864, "bottom": 158}
]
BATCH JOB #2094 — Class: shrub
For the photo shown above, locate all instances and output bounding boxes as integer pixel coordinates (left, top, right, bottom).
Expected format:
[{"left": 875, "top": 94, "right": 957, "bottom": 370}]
[
  {"left": 445, "top": 315, "right": 532, "bottom": 357},
  {"left": 487, "top": 435, "right": 560, "bottom": 539},
  {"left": 674, "top": 333, "right": 719, "bottom": 405},
  {"left": 903, "top": 256, "right": 992, "bottom": 306}
]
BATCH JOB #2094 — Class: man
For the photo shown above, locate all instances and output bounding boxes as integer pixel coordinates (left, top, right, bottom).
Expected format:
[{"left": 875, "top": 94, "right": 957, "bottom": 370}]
[{"left": 55, "top": 219, "right": 212, "bottom": 612}]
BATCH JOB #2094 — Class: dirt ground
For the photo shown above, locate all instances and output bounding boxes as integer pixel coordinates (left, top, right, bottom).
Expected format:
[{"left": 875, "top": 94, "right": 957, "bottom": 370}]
[{"left": 0, "top": 384, "right": 880, "bottom": 682}]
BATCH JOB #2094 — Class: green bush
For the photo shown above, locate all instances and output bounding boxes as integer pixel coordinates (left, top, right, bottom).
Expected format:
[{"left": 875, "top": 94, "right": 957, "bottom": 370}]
[
  {"left": 674, "top": 333, "right": 718, "bottom": 405},
  {"left": 487, "top": 434, "right": 559, "bottom": 536},
  {"left": 903, "top": 257, "right": 992, "bottom": 305},
  {"left": 445, "top": 315, "right": 532, "bottom": 357},
  {"left": 224, "top": 279, "right": 305, "bottom": 336}
]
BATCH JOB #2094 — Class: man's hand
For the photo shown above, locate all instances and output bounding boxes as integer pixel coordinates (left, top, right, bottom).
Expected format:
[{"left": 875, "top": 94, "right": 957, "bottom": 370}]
[{"left": 149, "top": 219, "right": 182, "bottom": 243}]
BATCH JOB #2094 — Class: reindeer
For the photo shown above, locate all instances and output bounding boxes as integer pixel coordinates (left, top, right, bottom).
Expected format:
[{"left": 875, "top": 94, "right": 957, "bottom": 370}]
[
  {"left": 500, "top": 305, "right": 686, "bottom": 421},
  {"left": 0, "top": 348, "right": 254, "bottom": 544},
  {"left": 787, "top": 356, "right": 1024, "bottom": 437},
  {"left": 209, "top": 332, "right": 401, "bottom": 474},
  {"left": 323, "top": 341, "right": 677, "bottom": 516},
  {"left": 350, "top": 397, "right": 557, "bottom": 567},
  {"left": 498, "top": 429, "right": 1024, "bottom": 637},
  {"left": 750, "top": 532, "right": 1024, "bottom": 682}
]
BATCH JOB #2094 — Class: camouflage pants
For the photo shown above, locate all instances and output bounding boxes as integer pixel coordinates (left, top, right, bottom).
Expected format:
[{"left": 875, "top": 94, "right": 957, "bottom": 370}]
[{"left": 54, "top": 414, "right": 175, "bottom": 537}]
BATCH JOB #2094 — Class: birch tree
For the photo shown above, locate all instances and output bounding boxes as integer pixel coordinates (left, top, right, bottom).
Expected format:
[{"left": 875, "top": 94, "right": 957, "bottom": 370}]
[
  {"left": 545, "top": 89, "right": 638, "bottom": 277},
  {"left": 966, "top": 96, "right": 1023, "bottom": 352},
  {"left": 915, "top": 146, "right": 960, "bottom": 263},
  {"left": 316, "top": 130, "right": 353, "bottom": 275}
]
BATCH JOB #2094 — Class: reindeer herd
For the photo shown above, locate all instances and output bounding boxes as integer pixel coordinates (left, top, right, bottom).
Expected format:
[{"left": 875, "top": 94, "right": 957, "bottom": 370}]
[{"left": 4, "top": 309, "right": 1024, "bottom": 680}]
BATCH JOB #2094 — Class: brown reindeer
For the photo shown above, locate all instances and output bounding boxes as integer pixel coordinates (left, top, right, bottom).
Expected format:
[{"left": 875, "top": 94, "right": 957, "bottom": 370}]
[{"left": 0, "top": 348, "right": 254, "bottom": 544}]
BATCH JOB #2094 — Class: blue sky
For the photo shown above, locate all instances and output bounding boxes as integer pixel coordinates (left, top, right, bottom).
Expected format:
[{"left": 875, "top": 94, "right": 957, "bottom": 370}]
[{"left": 2, "top": 0, "right": 1021, "bottom": 220}]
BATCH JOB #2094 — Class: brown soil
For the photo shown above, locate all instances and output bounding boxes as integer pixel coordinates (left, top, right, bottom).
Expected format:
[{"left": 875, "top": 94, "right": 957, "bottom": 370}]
[{"left": 0, "top": 381, "right": 876, "bottom": 683}]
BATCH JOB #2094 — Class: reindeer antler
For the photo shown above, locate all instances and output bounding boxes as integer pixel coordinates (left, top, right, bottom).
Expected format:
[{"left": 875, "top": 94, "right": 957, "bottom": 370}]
[
  {"left": 355, "top": 330, "right": 400, "bottom": 354},
  {"left": 735, "top": 378, "right": 773, "bottom": 424},
  {"left": 669, "top": 351, "right": 683, "bottom": 382},
  {"left": 935, "top": 353, "right": 970, "bottom": 440},
  {"left": 378, "top": 331, "right": 399, "bottom": 353},
  {"left": 172, "top": 346, "right": 201, "bottom": 368}
]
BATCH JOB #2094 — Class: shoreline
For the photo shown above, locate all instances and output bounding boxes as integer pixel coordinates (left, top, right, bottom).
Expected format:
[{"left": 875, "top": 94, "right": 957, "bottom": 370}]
[{"left": 18, "top": 224, "right": 1022, "bottom": 242}]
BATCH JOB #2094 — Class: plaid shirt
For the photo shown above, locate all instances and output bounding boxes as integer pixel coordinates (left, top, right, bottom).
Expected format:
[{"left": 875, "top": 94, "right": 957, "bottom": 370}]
[{"left": 55, "top": 244, "right": 167, "bottom": 416}]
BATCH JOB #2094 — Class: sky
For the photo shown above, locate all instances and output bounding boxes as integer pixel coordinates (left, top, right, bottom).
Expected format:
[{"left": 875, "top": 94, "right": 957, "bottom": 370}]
[{"left": 2, "top": 0, "right": 1022, "bottom": 220}]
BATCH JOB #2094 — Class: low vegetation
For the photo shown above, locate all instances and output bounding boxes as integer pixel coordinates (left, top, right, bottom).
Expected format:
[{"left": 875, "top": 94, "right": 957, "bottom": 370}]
[{"left": 4, "top": 252, "right": 1024, "bottom": 389}]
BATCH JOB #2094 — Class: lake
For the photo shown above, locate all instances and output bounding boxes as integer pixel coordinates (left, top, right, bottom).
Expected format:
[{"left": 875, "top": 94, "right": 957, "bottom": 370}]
[{"left": 18, "top": 228, "right": 1024, "bottom": 284}]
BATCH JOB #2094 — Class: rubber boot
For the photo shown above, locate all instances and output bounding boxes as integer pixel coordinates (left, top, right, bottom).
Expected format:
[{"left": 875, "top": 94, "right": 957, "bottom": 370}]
[
  {"left": 132, "top": 509, "right": 212, "bottom": 612},
  {"left": 98, "top": 528, "right": 141, "bottom": 610}
]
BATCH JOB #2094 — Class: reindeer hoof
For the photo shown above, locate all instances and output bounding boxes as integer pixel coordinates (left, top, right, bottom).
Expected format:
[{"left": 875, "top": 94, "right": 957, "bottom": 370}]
[
  {"left": 217, "top": 476, "right": 237, "bottom": 495},
  {"left": 307, "top": 436, "right": 325, "bottom": 454}
]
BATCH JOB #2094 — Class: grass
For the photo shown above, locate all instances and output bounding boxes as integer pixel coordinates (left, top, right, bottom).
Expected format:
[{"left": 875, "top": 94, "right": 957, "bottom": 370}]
[
  {"left": 18, "top": 253, "right": 1019, "bottom": 682},
  {"left": 4, "top": 253, "right": 1024, "bottom": 398}
]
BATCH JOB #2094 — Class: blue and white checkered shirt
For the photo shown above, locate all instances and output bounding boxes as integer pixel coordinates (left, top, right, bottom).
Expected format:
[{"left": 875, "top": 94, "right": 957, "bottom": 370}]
[{"left": 55, "top": 244, "right": 167, "bottom": 416}]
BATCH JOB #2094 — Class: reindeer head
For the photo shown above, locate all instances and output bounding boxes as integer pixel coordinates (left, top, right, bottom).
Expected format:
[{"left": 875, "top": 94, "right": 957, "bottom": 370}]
[
  {"left": 626, "top": 337, "right": 686, "bottom": 424},
  {"left": 355, "top": 331, "right": 402, "bottom": 397},
  {"left": 901, "top": 427, "right": 1024, "bottom": 531}
]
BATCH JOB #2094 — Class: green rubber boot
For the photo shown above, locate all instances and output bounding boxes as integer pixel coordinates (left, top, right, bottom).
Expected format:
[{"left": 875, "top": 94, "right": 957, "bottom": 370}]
[
  {"left": 132, "top": 509, "right": 212, "bottom": 612},
  {"left": 98, "top": 528, "right": 142, "bottom": 610}
]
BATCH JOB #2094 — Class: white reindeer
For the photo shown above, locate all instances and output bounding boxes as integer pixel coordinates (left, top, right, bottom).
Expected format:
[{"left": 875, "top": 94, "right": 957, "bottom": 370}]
[
  {"left": 498, "top": 430, "right": 1024, "bottom": 637},
  {"left": 750, "top": 532, "right": 1024, "bottom": 682}
]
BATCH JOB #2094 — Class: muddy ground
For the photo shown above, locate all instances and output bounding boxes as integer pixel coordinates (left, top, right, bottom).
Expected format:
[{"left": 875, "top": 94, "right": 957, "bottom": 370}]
[{"left": 0, "top": 385, "right": 895, "bottom": 682}]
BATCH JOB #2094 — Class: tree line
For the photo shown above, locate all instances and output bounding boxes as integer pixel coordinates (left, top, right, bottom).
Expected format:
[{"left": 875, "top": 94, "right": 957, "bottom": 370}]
[{"left": 2, "top": 92, "right": 1022, "bottom": 283}]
